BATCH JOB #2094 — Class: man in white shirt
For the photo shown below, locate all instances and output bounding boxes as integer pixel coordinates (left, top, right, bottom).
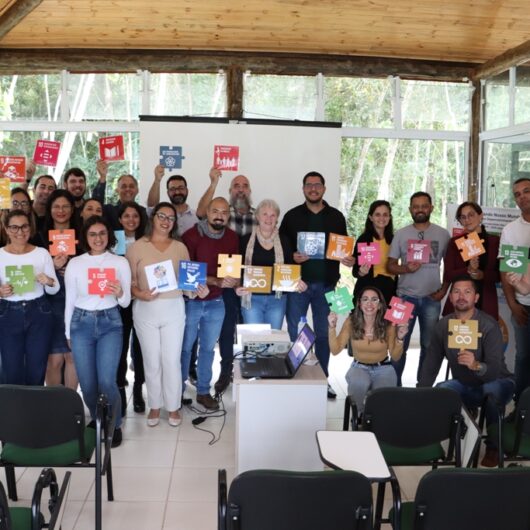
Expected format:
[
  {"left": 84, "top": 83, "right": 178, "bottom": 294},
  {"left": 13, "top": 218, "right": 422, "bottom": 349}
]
[{"left": 500, "top": 177, "right": 530, "bottom": 402}]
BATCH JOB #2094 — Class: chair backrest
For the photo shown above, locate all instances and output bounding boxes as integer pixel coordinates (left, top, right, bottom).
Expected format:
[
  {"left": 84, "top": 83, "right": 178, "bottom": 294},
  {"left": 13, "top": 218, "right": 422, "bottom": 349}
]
[
  {"left": 514, "top": 387, "right": 530, "bottom": 435},
  {"left": 0, "top": 385, "right": 85, "bottom": 448},
  {"left": 226, "top": 469, "right": 372, "bottom": 530},
  {"left": 363, "top": 387, "right": 462, "bottom": 448},
  {"left": 412, "top": 467, "right": 530, "bottom": 530},
  {"left": 0, "top": 481, "right": 11, "bottom": 530}
]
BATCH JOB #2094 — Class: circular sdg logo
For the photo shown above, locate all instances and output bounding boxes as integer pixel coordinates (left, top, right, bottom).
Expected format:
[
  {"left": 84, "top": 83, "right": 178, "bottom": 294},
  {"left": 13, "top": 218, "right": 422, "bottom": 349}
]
[
  {"left": 166, "top": 156, "right": 176, "bottom": 168},
  {"left": 506, "top": 258, "right": 523, "bottom": 268}
]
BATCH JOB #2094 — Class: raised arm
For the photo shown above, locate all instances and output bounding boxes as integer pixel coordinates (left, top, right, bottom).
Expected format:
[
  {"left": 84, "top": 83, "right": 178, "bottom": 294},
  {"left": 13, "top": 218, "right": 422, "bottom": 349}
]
[
  {"left": 147, "top": 164, "right": 165, "bottom": 207},
  {"left": 196, "top": 167, "right": 222, "bottom": 219}
]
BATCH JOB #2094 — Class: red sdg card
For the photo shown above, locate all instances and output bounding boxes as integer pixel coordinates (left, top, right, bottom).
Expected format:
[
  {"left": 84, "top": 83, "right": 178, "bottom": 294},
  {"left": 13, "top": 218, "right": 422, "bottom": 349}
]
[
  {"left": 0, "top": 156, "right": 26, "bottom": 183},
  {"left": 99, "top": 136, "right": 125, "bottom": 162},
  {"left": 406, "top": 239, "right": 431, "bottom": 263},
  {"left": 33, "top": 140, "right": 61, "bottom": 167},
  {"left": 87, "top": 268, "right": 116, "bottom": 297},
  {"left": 384, "top": 296, "right": 414, "bottom": 325},
  {"left": 213, "top": 145, "right": 239, "bottom": 171},
  {"left": 49, "top": 229, "right": 77, "bottom": 256}
]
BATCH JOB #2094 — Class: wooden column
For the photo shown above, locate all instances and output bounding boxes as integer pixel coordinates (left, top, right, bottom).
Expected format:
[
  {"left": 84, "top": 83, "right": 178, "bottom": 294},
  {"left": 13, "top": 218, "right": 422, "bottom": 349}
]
[
  {"left": 468, "top": 80, "right": 481, "bottom": 201},
  {"left": 227, "top": 65, "right": 244, "bottom": 120}
]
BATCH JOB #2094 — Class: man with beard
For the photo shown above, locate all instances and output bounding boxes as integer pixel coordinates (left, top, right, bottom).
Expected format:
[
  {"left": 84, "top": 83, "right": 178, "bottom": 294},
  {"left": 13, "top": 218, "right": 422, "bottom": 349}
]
[
  {"left": 280, "top": 171, "right": 354, "bottom": 399},
  {"left": 196, "top": 168, "right": 257, "bottom": 395},
  {"left": 63, "top": 167, "right": 87, "bottom": 210},
  {"left": 387, "top": 191, "right": 450, "bottom": 385},
  {"left": 181, "top": 197, "right": 239, "bottom": 409},
  {"left": 32, "top": 174, "right": 57, "bottom": 232},
  {"left": 93, "top": 159, "right": 147, "bottom": 230},
  {"left": 418, "top": 275, "right": 514, "bottom": 467},
  {"left": 147, "top": 165, "right": 198, "bottom": 237}
]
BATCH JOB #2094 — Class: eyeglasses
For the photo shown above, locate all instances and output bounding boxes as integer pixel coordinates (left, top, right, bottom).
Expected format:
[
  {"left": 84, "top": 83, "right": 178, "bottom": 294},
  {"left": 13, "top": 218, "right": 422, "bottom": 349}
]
[
  {"left": 87, "top": 230, "right": 107, "bottom": 239},
  {"left": 168, "top": 186, "right": 187, "bottom": 193},
  {"left": 155, "top": 212, "right": 176, "bottom": 223},
  {"left": 7, "top": 224, "right": 30, "bottom": 233},
  {"left": 418, "top": 231, "right": 425, "bottom": 240},
  {"left": 304, "top": 183, "right": 324, "bottom": 190},
  {"left": 11, "top": 200, "right": 30, "bottom": 209}
]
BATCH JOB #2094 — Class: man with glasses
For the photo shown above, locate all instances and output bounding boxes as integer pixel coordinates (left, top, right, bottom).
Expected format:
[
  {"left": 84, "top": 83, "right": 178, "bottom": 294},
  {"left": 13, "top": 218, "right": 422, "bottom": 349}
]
[
  {"left": 280, "top": 171, "right": 354, "bottom": 399},
  {"left": 147, "top": 165, "right": 198, "bottom": 237},
  {"left": 387, "top": 191, "right": 450, "bottom": 385}
]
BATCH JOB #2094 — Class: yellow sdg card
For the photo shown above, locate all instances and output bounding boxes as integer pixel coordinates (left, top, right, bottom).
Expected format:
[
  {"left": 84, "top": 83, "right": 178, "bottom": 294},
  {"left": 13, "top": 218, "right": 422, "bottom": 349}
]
[
  {"left": 455, "top": 232, "right": 485, "bottom": 261},
  {"left": 217, "top": 254, "right": 242, "bottom": 278},
  {"left": 448, "top": 319, "right": 482, "bottom": 350},
  {"left": 272, "top": 264, "right": 301, "bottom": 292},
  {"left": 0, "top": 178, "right": 10, "bottom": 209},
  {"left": 243, "top": 265, "right": 272, "bottom": 293}
]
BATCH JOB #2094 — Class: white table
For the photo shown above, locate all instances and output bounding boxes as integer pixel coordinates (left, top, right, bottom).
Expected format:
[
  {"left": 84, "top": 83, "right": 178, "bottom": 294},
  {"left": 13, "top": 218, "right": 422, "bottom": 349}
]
[{"left": 233, "top": 361, "right": 328, "bottom": 474}]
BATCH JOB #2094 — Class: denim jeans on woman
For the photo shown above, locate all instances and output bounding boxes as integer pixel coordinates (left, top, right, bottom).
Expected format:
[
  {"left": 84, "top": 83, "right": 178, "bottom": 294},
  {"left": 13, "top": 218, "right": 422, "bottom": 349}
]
[{"left": 70, "top": 306, "right": 123, "bottom": 427}]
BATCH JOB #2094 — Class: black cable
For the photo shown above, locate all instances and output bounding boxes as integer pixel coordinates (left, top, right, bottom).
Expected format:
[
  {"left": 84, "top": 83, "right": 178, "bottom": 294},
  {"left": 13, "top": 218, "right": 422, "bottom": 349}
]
[{"left": 185, "top": 394, "right": 227, "bottom": 445}]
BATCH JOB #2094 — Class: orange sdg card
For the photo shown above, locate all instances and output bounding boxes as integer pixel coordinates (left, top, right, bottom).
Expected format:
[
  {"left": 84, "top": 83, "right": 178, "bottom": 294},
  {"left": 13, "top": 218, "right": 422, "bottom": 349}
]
[
  {"left": 326, "top": 233, "right": 354, "bottom": 261},
  {"left": 48, "top": 229, "right": 77, "bottom": 256},
  {"left": 454, "top": 232, "right": 485, "bottom": 262},
  {"left": 272, "top": 264, "right": 301, "bottom": 292},
  {"left": 217, "top": 254, "right": 242, "bottom": 278},
  {"left": 243, "top": 265, "right": 272, "bottom": 293},
  {"left": 448, "top": 319, "right": 482, "bottom": 351}
]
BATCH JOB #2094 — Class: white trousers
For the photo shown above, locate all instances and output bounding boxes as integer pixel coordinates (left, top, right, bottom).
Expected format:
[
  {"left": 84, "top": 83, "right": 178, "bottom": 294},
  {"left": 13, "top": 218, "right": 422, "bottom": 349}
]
[{"left": 133, "top": 297, "right": 185, "bottom": 412}]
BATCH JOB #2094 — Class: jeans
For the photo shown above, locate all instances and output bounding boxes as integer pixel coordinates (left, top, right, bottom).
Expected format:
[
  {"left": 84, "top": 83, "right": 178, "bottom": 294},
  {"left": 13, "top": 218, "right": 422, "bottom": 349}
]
[
  {"left": 392, "top": 295, "right": 441, "bottom": 385},
  {"left": 0, "top": 296, "right": 53, "bottom": 385},
  {"left": 241, "top": 294, "right": 287, "bottom": 330},
  {"left": 181, "top": 297, "right": 225, "bottom": 396},
  {"left": 70, "top": 306, "right": 123, "bottom": 427},
  {"left": 437, "top": 378, "right": 515, "bottom": 430},
  {"left": 218, "top": 288, "right": 241, "bottom": 377},
  {"left": 286, "top": 282, "right": 333, "bottom": 376},
  {"left": 345, "top": 361, "right": 397, "bottom": 414},
  {"left": 511, "top": 304, "right": 530, "bottom": 401}
]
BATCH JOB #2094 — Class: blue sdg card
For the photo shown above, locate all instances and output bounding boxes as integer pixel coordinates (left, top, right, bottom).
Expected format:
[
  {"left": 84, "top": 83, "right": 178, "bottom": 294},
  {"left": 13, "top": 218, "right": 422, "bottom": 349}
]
[
  {"left": 178, "top": 260, "right": 207, "bottom": 291},
  {"left": 297, "top": 231, "right": 326, "bottom": 260},
  {"left": 159, "top": 146, "right": 185, "bottom": 169}
]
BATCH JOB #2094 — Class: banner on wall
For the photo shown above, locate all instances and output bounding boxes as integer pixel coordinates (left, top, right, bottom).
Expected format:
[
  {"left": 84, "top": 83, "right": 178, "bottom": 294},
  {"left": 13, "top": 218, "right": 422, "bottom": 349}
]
[{"left": 447, "top": 204, "right": 520, "bottom": 371}]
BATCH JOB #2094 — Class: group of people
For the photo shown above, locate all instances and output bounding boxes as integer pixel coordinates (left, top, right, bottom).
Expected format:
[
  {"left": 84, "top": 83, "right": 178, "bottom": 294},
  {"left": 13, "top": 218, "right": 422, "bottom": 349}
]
[{"left": 1, "top": 159, "right": 529, "bottom": 465}]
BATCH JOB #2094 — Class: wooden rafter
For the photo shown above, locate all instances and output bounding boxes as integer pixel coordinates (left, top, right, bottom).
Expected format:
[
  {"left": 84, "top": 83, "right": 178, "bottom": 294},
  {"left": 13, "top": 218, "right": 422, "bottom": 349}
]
[
  {"left": 473, "top": 39, "right": 530, "bottom": 80},
  {"left": 0, "top": 0, "right": 42, "bottom": 40}
]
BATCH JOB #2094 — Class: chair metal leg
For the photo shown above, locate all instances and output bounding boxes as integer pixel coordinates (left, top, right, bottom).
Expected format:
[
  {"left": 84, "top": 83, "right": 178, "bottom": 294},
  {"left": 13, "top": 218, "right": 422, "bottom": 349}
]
[
  {"left": 374, "top": 481, "right": 386, "bottom": 530},
  {"left": 343, "top": 396, "right": 351, "bottom": 431},
  {"left": 4, "top": 466, "right": 17, "bottom": 501},
  {"left": 106, "top": 452, "right": 114, "bottom": 501}
]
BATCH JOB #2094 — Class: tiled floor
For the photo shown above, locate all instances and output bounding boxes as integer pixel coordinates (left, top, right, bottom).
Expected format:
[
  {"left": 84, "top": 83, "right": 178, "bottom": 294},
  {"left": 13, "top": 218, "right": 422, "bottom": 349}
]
[{"left": 5, "top": 346, "right": 453, "bottom": 530}]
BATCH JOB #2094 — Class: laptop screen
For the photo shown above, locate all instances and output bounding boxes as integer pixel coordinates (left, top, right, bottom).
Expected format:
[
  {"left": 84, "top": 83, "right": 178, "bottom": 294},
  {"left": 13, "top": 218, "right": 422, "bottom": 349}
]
[{"left": 287, "top": 324, "right": 316, "bottom": 372}]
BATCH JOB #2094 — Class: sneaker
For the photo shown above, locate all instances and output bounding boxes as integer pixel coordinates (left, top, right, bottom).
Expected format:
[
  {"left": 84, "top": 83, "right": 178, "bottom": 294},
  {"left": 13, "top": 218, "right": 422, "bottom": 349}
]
[
  {"left": 327, "top": 384, "right": 337, "bottom": 400},
  {"left": 480, "top": 447, "right": 499, "bottom": 467},
  {"left": 214, "top": 373, "right": 232, "bottom": 395},
  {"left": 111, "top": 427, "right": 122, "bottom": 448},
  {"left": 197, "top": 394, "right": 220, "bottom": 410},
  {"left": 133, "top": 383, "right": 146, "bottom": 413}
]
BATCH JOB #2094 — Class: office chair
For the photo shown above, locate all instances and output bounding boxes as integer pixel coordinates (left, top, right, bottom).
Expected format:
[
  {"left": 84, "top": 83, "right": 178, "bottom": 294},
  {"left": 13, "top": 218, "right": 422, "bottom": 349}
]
[
  {"left": 0, "top": 385, "right": 116, "bottom": 530},
  {"left": 218, "top": 468, "right": 373, "bottom": 530},
  {"left": 390, "top": 467, "right": 530, "bottom": 530},
  {"left": 0, "top": 467, "right": 70, "bottom": 530}
]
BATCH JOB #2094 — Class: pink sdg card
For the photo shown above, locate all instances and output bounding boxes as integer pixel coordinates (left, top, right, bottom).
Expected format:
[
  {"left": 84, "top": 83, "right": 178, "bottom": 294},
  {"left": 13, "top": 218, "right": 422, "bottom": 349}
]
[
  {"left": 384, "top": 296, "right": 414, "bottom": 325},
  {"left": 357, "top": 241, "right": 381, "bottom": 265}
]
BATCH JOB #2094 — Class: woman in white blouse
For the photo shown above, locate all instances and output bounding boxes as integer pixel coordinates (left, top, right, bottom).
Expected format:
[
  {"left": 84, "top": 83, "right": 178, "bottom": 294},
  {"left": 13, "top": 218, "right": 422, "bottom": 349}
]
[
  {"left": 0, "top": 209, "right": 59, "bottom": 385},
  {"left": 65, "top": 215, "right": 131, "bottom": 447}
]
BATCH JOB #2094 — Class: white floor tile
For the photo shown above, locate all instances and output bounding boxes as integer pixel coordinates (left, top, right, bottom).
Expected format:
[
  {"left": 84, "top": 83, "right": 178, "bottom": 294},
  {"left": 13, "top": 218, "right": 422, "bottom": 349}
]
[
  {"left": 110, "top": 439, "right": 177, "bottom": 468},
  {"left": 163, "top": 501, "right": 216, "bottom": 530}
]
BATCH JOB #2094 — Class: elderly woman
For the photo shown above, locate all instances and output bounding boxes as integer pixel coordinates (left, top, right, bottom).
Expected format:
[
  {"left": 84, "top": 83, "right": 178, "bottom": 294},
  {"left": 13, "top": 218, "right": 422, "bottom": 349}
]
[
  {"left": 236, "top": 199, "right": 304, "bottom": 330},
  {"left": 328, "top": 286, "right": 408, "bottom": 419},
  {"left": 0, "top": 209, "right": 59, "bottom": 385}
]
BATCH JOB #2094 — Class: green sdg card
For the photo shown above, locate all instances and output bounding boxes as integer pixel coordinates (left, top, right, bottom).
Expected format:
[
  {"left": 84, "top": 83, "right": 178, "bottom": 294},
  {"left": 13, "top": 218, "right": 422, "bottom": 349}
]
[
  {"left": 325, "top": 286, "right": 354, "bottom": 315},
  {"left": 5, "top": 265, "right": 34, "bottom": 295},
  {"left": 499, "top": 245, "right": 529, "bottom": 274}
]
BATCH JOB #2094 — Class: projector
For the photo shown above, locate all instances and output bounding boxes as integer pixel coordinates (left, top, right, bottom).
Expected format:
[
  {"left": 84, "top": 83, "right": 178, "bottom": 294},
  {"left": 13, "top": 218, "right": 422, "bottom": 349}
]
[{"left": 241, "top": 330, "right": 291, "bottom": 355}]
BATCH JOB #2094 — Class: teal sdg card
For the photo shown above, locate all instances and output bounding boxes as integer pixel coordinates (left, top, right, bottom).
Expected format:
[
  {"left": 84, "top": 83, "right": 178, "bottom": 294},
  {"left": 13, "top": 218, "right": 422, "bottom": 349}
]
[
  {"left": 325, "top": 286, "right": 354, "bottom": 315},
  {"left": 5, "top": 265, "right": 34, "bottom": 295},
  {"left": 499, "top": 245, "right": 529, "bottom": 273}
]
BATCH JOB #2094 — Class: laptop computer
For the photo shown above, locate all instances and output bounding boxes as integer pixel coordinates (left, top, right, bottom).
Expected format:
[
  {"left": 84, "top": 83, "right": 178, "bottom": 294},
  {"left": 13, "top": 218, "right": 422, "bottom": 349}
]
[{"left": 239, "top": 323, "right": 316, "bottom": 379}]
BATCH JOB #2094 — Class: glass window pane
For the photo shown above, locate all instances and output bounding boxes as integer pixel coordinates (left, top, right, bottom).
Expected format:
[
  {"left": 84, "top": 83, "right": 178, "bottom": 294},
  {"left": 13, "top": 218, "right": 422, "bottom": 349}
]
[
  {"left": 324, "top": 77, "right": 393, "bottom": 128},
  {"left": 0, "top": 75, "right": 62, "bottom": 121},
  {"left": 515, "top": 63, "right": 530, "bottom": 125},
  {"left": 243, "top": 74, "right": 317, "bottom": 120},
  {"left": 68, "top": 73, "right": 141, "bottom": 121},
  {"left": 482, "top": 137, "right": 530, "bottom": 208},
  {"left": 484, "top": 71, "right": 510, "bottom": 130},
  {"left": 339, "top": 138, "right": 465, "bottom": 234},
  {"left": 149, "top": 73, "right": 226, "bottom": 117},
  {"left": 401, "top": 80, "right": 470, "bottom": 131}
]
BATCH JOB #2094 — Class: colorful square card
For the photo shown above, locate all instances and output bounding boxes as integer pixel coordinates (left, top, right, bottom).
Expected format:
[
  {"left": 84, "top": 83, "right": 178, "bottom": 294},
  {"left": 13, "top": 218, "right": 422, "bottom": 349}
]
[
  {"left": 48, "top": 229, "right": 77, "bottom": 256},
  {"left": 213, "top": 145, "right": 239, "bottom": 171},
  {"left": 0, "top": 156, "right": 26, "bottom": 183},
  {"left": 448, "top": 319, "right": 482, "bottom": 350},
  {"left": 272, "top": 264, "right": 301, "bottom": 292},
  {"left": 325, "top": 286, "right": 354, "bottom": 315},
  {"left": 357, "top": 242, "right": 382, "bottom": 265},
  {"left": 33, "top": 140, "right": 61, "bottom": 167},
  {"left": 5, "top": 265, "right": 34, "bottom": 295},
  {"left": 160, "top": 146, "right": 185, "bottom": 169},
  {"left": 145, "top": 260, "right": 177, "bottom": 293},
  {"left": 384, "top": 296, "right": 414, "bottom": 325},
  {"left": 298, "top": 232, "right": 326, "bottom": 260},
  {"left": 88, "top": 268, "right": 116, "bottom": 297},
  {"left": 243, "top": 265, "right": 272, "bottom": 293},
  {"left": 406, "top": 239, "right": 431, "bottom": 263},
  {"left": 98, "top": 136, "right": 124, "bottom": 162},
  {"left": 217, "top": 254, "right": 242, "bottom": 278},
  {"left": 455, "top": 232, "right": 485, "bottom": 261},
  {"left": 326, "top": 233, "right": 354, "bottom": 261},
  {"left": 499, "top": 245, "right": 529, "bottom": 274},
  {"left": 0, "top": 178, "right": 10, "bottom": 209},
  {"left": 178, "top": 260, "right": 207, "bottom": 290}
]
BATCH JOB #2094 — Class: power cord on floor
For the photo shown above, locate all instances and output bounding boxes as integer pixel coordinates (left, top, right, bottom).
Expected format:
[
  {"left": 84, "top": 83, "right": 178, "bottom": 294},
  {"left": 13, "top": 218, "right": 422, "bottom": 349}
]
[{"left": 184, "top": 394, "right": 227, "bottom": 445}]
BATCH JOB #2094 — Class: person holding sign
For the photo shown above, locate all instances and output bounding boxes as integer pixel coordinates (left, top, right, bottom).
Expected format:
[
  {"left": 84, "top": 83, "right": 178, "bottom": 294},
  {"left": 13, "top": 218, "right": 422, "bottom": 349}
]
[
  {"left": 328, "top": 286, "right": 407, "bottom": 422},
  {"left": 236, "top": 199, "right": 305, "bottom": 329},
  {"left": 40, "top": 189, "right": 80, "bottom": 390},
  {"left": 387, "top": 191, "right": 450, "bottom": 385},
  {"left": 0, "top": 209, "right": 59, "bottom": 385},
  {"left": 443, "top": 201, "right": 500, "bottom": 319},
  {"left": 418, "top": 275, "right": 514, "bottom": 467},
  {"left": 352, "top": 200, "right": 396, "bottom": 306},
  {"left": 65, "top": 216, "right": 131, "bottom": 447}
]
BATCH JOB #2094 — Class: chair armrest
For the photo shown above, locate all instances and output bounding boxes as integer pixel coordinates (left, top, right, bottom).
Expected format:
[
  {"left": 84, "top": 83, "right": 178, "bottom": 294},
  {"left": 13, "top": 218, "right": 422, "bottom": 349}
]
[{"left": 218, "top": 469, "right": 227, "bottom": 530}]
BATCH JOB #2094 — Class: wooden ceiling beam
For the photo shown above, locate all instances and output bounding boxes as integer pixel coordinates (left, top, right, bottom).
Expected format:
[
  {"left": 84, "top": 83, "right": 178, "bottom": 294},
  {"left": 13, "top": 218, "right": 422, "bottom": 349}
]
[
  {"left": 0, "top": 48, "right": 476, "bottom": 81},
  {"left": 472, "top": 39, "right": 530, "bottom": 80},
  {"left": 0, "top": 0, "right": 42, "bottom": 40}
]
